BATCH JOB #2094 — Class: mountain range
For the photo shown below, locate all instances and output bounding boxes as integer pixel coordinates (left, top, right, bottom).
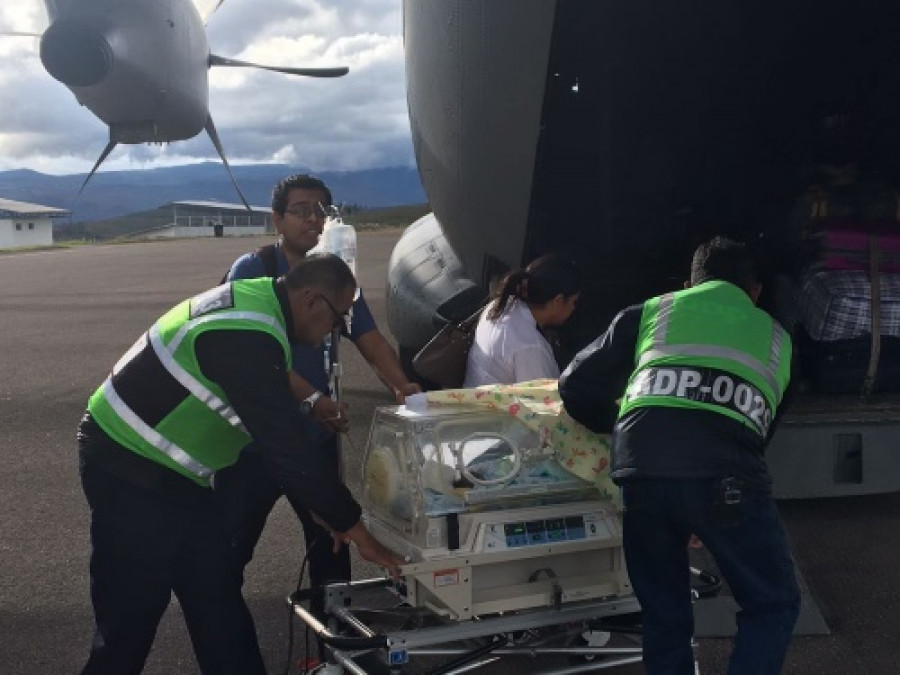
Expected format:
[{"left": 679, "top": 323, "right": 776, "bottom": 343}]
[{"left": 0, "top": 163, "right": 427, "bottom": 223}]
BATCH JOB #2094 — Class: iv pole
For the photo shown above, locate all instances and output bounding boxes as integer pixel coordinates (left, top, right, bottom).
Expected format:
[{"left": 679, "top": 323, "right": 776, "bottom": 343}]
[
  {"left": 324, "top": 326, "right": 345, "bottom": 480},
  {"left": 321, "top": 203, "right": 356, "bottom": 481}
]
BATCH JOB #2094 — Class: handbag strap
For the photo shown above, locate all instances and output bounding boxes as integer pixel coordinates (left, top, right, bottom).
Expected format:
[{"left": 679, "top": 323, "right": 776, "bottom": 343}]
[
  {"left": 459, "top": 303, "right": 487, "bottom": 330},
  {"left": 863, "top": 236, "right": 882, "bottom": 397}
]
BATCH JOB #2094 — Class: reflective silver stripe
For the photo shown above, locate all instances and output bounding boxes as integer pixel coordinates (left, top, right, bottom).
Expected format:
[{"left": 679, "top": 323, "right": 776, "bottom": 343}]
[
  {"left": 769, "top": 322, "right": 786, "bottom": 373},
  {"left": 109, "top": 309, "right": 286, "bottom": 438},
  {"left": 112, "top": 332, "right": 148, "bottom": 375},
  {"left": 153, "top": 310, "right": 286, "bottom": 430},
  {"left": 101, "top": 378, "right": 214, "bottom": 479},
  {"left": 167, "top": 311, "right": 287, "bottom": 354},
  {"left": 641, "top": 293, "right": 784, "bottom": 399},
  {"left": 147, "top": 324, "right": 247, "bottom": 431},
  {"left": 652, "top": 294, "right": 675, "bottom": 345}
]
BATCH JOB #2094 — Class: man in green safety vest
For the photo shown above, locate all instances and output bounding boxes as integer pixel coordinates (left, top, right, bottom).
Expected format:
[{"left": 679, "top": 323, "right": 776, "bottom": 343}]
[
  {"left": 559, "top": 236, "right": 800, "bottom": 674},
  {"left": 76, "top": 254, "right": 402, "bottom": 675}
]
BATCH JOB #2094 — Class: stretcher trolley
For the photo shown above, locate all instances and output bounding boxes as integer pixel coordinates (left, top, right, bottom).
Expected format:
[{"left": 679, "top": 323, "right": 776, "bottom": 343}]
[{"left": 289, "top": 404, "right": 652, "bottom": 673}]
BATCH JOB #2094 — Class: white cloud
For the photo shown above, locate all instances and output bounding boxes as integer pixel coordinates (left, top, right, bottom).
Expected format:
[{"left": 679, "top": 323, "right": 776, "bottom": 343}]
[
  {"left": 272, "top": 143, "right": 299, "bottom": 163},
  {"left": 0, "top": 0, "right": 413, "bottom": 174}
]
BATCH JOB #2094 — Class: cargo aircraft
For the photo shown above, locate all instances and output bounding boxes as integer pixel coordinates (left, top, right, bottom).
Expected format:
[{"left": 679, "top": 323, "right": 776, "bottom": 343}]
[
  {"left": 2, "top": 0, "right": 348, "bottom": 207},
  {"left": 388, "top": 0, "right": 900, "bottom": 499}
]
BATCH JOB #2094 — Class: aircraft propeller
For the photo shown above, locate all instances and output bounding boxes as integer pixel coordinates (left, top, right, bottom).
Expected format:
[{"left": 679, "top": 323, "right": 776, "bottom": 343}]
[
  {"left": 208, "top": 54, "right": 349, "bottom": 78},
  {"left": 204, "top": 115, "right": 251, "bottom": 210},
  {"left": 200, "top": 55, "right": 349, "bottom": 207},
  {"left": 1, "top": 0, "right": 349, "bottom": 210},
  {"left": 199, "top": 0, "right": 228, "bottom": 24},
  {"left": 79, "top": 140, "right": 118, "bottom": 196}
]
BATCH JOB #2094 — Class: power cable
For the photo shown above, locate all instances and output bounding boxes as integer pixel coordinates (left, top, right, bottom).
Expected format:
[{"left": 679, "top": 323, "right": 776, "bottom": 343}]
[{"left": 284, "top": 537, "right": 318, "bottom": 675}]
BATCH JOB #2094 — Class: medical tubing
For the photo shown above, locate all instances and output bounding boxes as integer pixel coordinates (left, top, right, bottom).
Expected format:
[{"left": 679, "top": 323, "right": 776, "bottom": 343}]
[
  {"left": 436, "top": 430, "right": 522, "bottom": 487},
  {"left": 283, "top": 538, "right": 315, "bottom": 675}
]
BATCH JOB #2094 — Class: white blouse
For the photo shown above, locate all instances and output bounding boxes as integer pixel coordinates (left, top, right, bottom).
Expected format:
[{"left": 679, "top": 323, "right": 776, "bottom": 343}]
[{"left": 463, "top": 299, "right": 560, "bottom": 387}]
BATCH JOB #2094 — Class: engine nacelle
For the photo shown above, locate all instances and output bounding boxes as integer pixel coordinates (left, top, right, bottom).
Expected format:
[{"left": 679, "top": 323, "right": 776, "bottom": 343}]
[{"left": 40, "top": 0, "right": 209, "bottom": 143}]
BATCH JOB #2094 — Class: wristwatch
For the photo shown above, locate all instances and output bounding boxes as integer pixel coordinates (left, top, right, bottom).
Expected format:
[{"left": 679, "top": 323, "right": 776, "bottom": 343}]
[{"left": 300, "top": 390, "right": 324, "bottom": 415}]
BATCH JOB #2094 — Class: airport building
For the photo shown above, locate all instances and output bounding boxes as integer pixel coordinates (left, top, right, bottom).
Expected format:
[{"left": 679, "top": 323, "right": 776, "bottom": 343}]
[
  {"left": 0, "top": 198, "right": 70, "bottom": 249},
  {"left": 148, "top": 200, "right": 272, "bottom": 238}
]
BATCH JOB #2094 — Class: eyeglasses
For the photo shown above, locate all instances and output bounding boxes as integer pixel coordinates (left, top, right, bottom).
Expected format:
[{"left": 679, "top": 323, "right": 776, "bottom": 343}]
[
  {"left": 284, "top": 202, "right": 328, "bottom": 220},
  {"left": 318, "top": 293, "right": 352, "bottom": 332}
]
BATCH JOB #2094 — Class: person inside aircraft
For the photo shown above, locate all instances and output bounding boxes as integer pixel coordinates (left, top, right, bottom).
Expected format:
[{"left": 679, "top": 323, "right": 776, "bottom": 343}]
[
  {"left": 76, "top": 255, "right": 402, "bottom": 675},
  {"left": 559, "top": 236, "right": 799, "bottom": 674},
  {"left": 214, "top": 174, "right": 421, "bottom": 643},
  {"left": 463, "top": 253, "right": 582, "bottom": 387}
]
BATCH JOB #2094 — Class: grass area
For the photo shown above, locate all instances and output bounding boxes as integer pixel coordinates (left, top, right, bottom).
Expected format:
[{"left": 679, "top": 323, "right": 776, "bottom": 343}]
[
  {"left": 56, "top": 208, "right": 177, "bottom": 241},
  {"left": 0, "top": 244, "right": 71, "bottom": 255},
  {"left": 55, "top": 203, "right": 431, "bottom": 241},
  {"left": 344, "top": 203, "right": 431, "bottom": 230}
]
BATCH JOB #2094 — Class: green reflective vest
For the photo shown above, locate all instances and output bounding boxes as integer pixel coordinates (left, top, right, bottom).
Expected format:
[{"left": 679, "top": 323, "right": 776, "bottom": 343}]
[
  {"left": 618, "top": 281, "right": 791, "bottom": 437},
  {"left": 88, "top": 278, "right": 292, "bottom": 486}
]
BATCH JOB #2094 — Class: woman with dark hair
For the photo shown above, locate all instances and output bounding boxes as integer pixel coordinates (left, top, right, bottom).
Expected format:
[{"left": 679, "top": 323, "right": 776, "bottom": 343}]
[{"left": 464, "top": 253, "right": 582, "bottom": 386}]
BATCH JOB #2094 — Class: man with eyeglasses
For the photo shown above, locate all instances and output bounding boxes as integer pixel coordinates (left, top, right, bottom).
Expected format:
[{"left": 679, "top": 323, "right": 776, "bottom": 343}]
[
  {"left": 76, "top": 255, "right": 402, "bottom": 674},
  {"left": 215, "top": 174, "right": 421, "bottom": 656}
]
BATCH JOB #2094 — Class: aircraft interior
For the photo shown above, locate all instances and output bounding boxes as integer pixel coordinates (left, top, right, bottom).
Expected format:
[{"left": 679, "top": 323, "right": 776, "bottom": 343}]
[{"left": 528, "top": 0, "right": 900, "bottom": 371}]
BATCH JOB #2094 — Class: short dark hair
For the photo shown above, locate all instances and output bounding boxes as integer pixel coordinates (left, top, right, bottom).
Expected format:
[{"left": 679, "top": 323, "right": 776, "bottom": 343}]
[
  {"left": 488, "top": 253, "right": 582, "bottom": 321},
  {"left": 271, "top": 174, "right": 332, "bottom": 215},
  {"left": 283, "top": 252, "right": 355, "bottom": 296},
  {"left": 690, "top": 236, "right": 758, "bottom": 294}
]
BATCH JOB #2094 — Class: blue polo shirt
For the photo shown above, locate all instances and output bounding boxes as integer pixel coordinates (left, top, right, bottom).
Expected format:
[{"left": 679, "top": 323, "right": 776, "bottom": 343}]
[{"left": 226, "top": 243, "right": 377, "bottom": 393}]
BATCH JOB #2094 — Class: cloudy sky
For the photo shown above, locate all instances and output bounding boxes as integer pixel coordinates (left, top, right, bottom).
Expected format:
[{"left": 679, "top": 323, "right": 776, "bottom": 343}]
[{"left": 0, "top": 0, "right": 412, "bottom": 174}]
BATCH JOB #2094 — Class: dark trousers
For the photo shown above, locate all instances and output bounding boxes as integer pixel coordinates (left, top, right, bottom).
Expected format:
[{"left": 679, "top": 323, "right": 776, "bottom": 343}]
[
  {"left": 215, "top": 439, "right": 352, "bottom": 618},
  {"left": 79, "top": 448, "right": 266, "bottom": 675},
  {"left": 621, "top": 478, "right": 800, "bottom": 675}
]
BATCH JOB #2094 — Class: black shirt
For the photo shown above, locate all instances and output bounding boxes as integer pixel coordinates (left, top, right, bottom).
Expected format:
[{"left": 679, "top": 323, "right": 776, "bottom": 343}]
[
  {"left": 78, "top": 280, "right": 362, "bottom": 530},
  {"left": 559, "top": 304, "right": 776, "bottom": 492}
]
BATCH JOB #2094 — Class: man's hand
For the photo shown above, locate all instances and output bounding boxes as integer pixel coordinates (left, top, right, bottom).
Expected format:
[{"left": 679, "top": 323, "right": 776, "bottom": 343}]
[
  {"left": 312, "top": 395, "right": 349, "bottom": 433},
  {"left": 394, "top": 382, "right": 423, "bottom": 404},
  {"left": 340, "top": 521, "right": 404, "bottom": 580},
  {"left": 354, "top": 331, "right": 424, "bottom": 404}
]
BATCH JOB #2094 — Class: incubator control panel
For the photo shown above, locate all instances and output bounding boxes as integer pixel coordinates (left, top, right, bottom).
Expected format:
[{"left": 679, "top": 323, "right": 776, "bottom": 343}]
[{"left": 483, "top": 512, "right": 613, "bottom": 551}]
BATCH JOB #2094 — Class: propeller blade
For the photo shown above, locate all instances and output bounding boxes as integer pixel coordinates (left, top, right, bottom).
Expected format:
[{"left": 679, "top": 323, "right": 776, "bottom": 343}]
[
  {"left": 80, "top": 140, "right": 118, "bottom": 194},
  {"left": 209, "top": 54, "right": 348, "bottom": 78},
  {"left": 204, "top": 115, "right": 252, "bottom": 212},
  {"left": 200, "top": 0, "right": 227, "bottom": 25},
  {"left": 0, "top": 31, "right": 42, "bottom": 37}
]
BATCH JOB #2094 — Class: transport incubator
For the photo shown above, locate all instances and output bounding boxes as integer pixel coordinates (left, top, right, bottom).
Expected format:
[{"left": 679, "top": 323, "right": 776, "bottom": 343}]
[{"left": 289, "top": 400, "right": 652, "bottom": 673}]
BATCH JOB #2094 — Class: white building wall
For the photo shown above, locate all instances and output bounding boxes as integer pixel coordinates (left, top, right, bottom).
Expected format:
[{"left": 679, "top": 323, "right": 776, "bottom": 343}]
[
  {"left": 0, "top": 218, "right": 54, "bottom": 249},
  {"left": 150, "top": 225, "right": 268, "bottom": 239}
]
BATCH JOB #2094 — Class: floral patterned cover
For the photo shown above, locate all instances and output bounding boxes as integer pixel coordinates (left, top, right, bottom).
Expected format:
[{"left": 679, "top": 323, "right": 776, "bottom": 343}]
[{"left": 422, "top": 379, "right": 619, "bottom": 506}]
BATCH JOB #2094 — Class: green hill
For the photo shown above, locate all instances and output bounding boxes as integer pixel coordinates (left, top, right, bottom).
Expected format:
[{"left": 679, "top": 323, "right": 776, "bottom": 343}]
[
  {"left": 344, "top": 203, "right": 431, "bottom": 230},
  {"left": 56, "top": 203, "right": 431, "bottom": 241}
]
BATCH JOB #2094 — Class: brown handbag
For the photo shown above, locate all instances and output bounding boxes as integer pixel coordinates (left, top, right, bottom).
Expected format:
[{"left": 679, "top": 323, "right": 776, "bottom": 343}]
[{"left": 412, "top": 306, "right": 485, "bottom": 388}]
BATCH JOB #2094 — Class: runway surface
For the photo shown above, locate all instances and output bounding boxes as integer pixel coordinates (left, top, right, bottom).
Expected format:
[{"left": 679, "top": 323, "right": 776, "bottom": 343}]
[{"left": 1, "top": 233, "right": 898, "bottom": 674}]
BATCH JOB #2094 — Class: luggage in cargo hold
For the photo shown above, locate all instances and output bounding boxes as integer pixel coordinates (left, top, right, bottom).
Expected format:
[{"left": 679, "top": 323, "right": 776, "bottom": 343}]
[
  {"left": 799, "top": 331, "right": 900, "bottom": 395},
  {"left": 799, "top": 270, "right": 900, "bottom": 341}
]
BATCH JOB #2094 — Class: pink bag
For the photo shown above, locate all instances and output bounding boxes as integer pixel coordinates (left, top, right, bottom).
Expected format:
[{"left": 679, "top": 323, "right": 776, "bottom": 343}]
[{"left": 815, "top": 227, "right": 900, "bottom": 274}]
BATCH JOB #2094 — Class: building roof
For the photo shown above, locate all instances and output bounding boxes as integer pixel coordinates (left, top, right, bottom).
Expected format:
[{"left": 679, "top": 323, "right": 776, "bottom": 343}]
[
  {"left": 0, "top": 198, "right": 70, "bottom": 218},
  {"left": 165, "top": 200, "right": 270, "bottom": 214}
]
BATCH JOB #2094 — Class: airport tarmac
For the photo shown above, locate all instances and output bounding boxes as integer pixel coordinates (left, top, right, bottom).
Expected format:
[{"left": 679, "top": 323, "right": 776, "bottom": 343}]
[{"left": 2, "top": 233, "right": 899, "bottom": 674}]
